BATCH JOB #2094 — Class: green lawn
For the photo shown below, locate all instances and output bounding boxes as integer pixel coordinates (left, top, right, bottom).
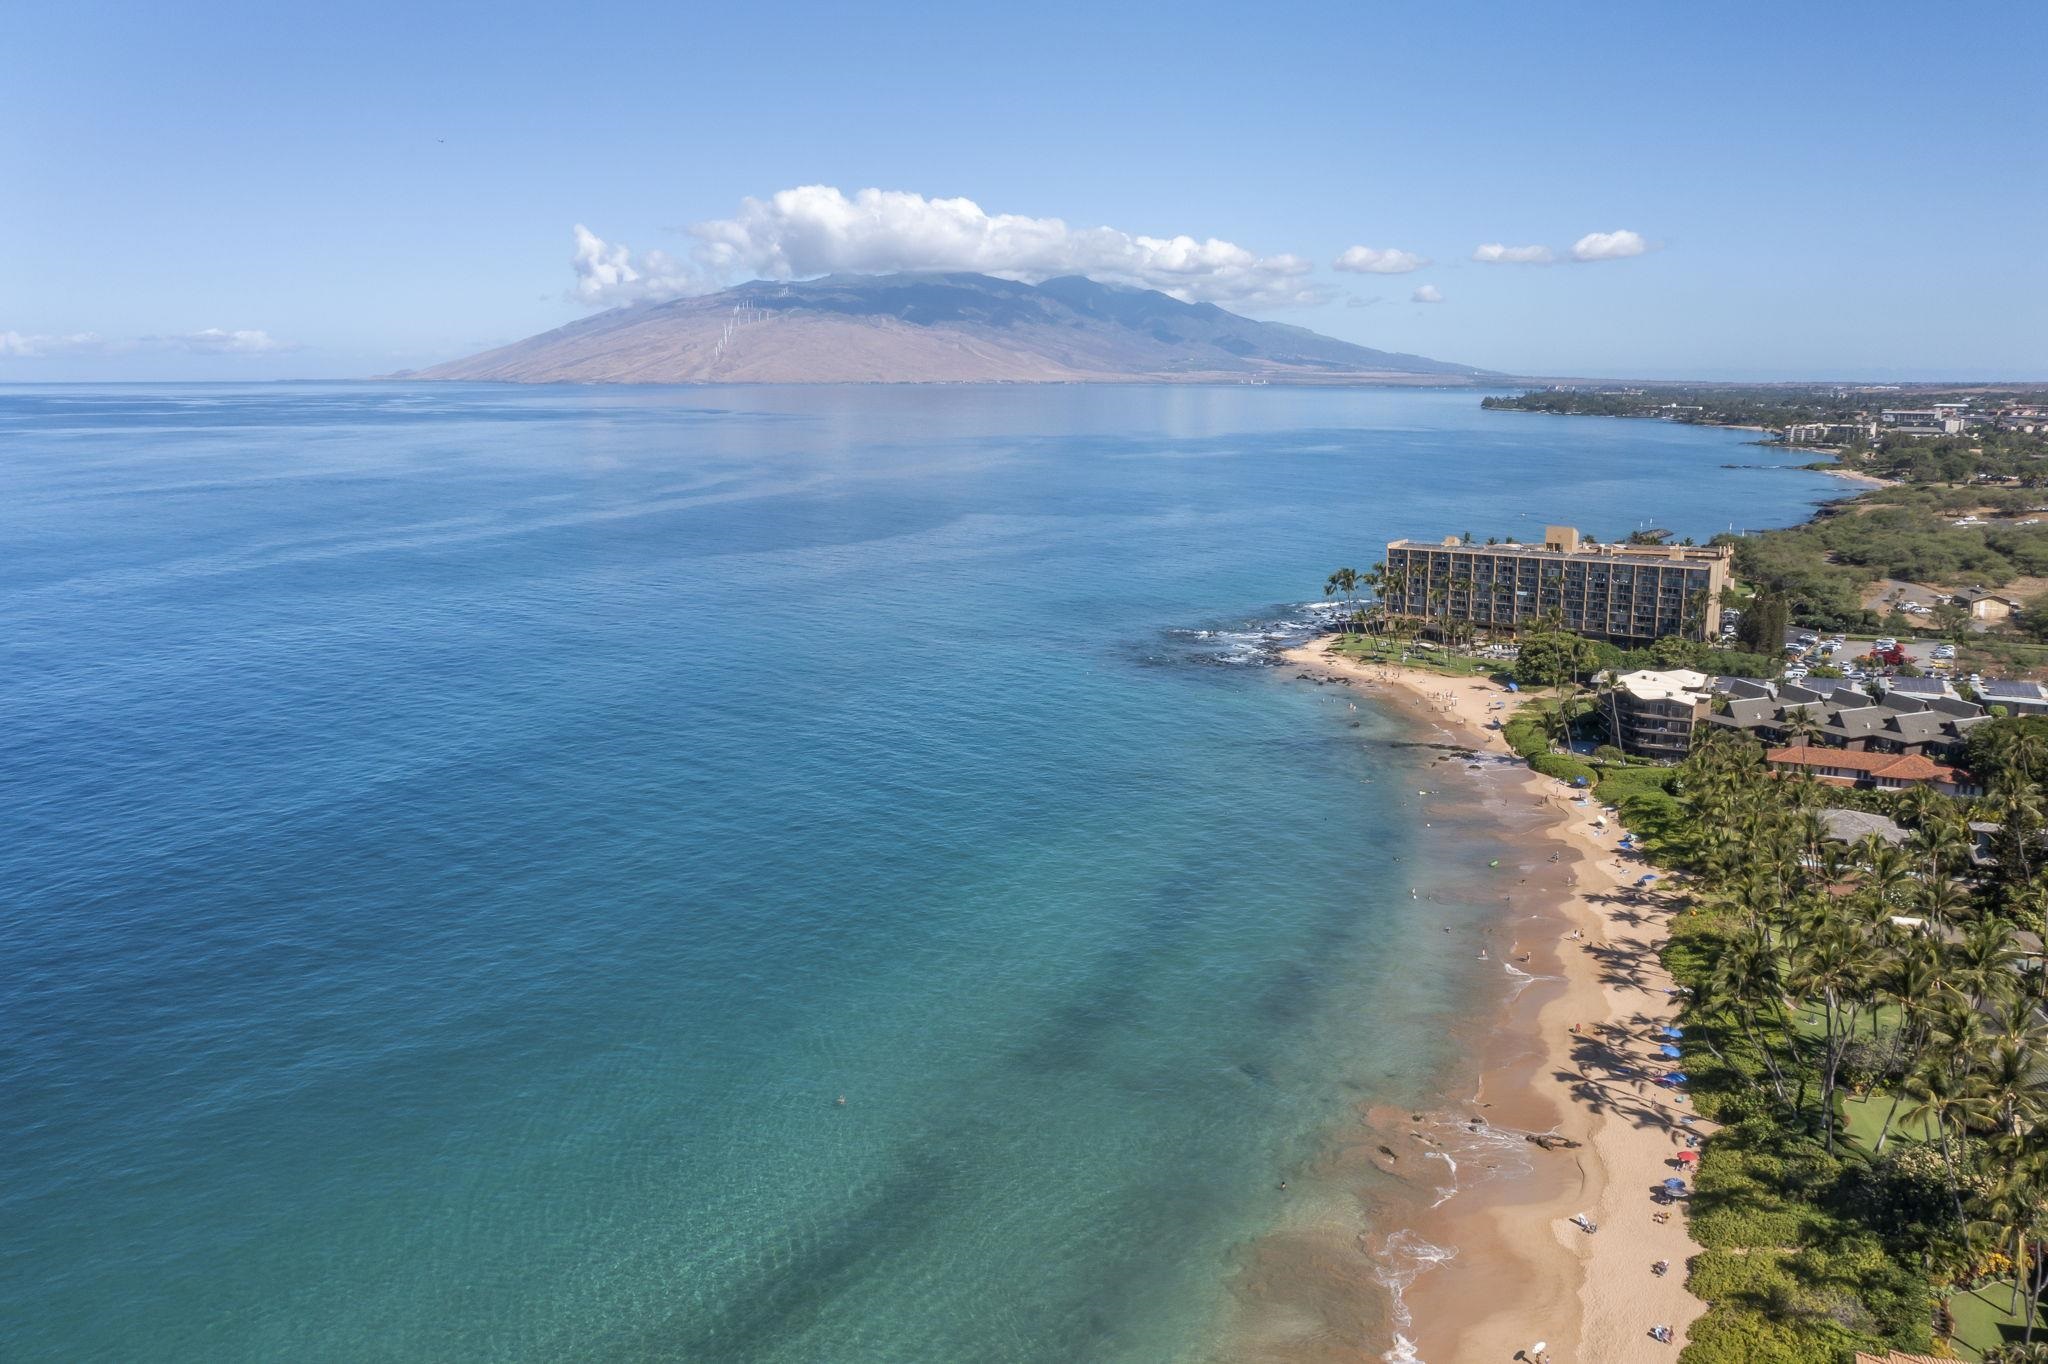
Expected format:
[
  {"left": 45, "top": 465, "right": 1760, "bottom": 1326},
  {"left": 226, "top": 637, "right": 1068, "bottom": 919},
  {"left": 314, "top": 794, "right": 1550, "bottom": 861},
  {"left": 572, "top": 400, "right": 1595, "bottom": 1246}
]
[
  {"left": 1838, "top": 1090, "right": 1934, "bottom": 1153},
  {"left": 1324, "top": 635, "right": 1503, "bottom": 677},
  {"left": 1949, "top": 1280, "right": 2036, "bottom": 1360}
]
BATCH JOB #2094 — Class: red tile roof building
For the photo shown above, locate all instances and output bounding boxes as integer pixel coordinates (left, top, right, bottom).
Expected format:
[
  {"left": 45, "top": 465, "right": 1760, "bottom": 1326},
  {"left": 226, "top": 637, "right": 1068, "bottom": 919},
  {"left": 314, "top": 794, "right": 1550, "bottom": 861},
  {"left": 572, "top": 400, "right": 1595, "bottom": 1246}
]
[{"left": 1765, "top": 744, "right": 1981, "bottom": 797}]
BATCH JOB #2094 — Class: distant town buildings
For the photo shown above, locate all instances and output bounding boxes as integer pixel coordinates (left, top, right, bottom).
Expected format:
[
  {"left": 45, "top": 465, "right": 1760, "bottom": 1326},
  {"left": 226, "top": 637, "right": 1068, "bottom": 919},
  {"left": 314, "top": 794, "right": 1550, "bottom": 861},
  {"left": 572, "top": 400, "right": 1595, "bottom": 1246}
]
[
  {"left": 1880, "top": 407, "right": 1969, "bottom": 437},
  {"left": 1381, "top": 526, "right": 1732, "bottom": 645}
]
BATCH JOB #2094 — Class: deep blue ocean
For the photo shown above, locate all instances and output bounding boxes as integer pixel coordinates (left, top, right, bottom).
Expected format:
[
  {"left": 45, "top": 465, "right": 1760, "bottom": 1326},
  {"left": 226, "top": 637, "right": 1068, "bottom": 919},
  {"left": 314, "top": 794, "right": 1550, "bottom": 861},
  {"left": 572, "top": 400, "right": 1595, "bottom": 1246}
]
[{"left": 1, "top": 383, "right": 1836, "bottom": 1362}]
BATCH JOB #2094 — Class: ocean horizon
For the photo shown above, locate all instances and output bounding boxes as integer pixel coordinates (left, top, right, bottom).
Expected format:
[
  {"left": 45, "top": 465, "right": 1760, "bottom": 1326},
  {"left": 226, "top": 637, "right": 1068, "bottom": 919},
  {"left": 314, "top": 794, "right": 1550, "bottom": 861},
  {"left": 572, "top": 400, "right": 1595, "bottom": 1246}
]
[{"left": 1, "top": 382, "right": 1840, "bottom": 1362}]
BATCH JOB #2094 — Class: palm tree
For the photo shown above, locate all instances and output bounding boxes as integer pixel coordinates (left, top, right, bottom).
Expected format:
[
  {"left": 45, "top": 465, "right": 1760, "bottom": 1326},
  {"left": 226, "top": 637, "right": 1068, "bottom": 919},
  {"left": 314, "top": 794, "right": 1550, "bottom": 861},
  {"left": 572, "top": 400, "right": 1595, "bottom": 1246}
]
[
  {"left": 1788, "top": 924, "right": 1869, "bottom": 1153},
  {"left": 1899, "top": 1056, "right": 1992, "bottom": 1228},
  {"left": 1711, "top": 923, "right": 1794, "bottom": 1104},
  {"left": 1449, "top": 573, "right": 1477, "bottom": 648},
  {"left": 1874, "top": 940, "right": 1944, "bottom": 1151},
  {"left": 1784, "top": 704, "right": 1825, "bottom": 748},
  {"left": 1324, "top": 567, "right": 1360, "bottom": 635}
]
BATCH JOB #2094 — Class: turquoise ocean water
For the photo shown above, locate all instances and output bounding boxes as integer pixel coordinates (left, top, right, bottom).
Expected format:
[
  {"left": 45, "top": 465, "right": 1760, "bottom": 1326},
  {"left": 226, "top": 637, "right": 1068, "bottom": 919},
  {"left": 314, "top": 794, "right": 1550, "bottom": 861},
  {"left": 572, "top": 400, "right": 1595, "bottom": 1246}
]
[{"left": 1, "top": 384, "right": 1836, "bottom": 1362}]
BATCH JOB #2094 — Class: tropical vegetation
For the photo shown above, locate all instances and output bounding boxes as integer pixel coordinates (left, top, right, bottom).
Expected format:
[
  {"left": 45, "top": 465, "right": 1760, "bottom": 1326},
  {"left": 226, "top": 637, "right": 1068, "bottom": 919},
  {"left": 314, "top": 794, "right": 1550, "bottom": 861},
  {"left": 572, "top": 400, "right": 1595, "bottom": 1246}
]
[{"left": 1643, "top": 729, "right": 2048, "bottom": 1362}]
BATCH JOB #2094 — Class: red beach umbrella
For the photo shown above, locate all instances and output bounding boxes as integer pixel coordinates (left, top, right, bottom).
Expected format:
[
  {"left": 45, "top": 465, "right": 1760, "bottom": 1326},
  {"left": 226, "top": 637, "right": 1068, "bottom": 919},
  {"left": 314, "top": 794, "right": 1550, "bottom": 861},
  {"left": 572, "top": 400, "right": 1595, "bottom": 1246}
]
[{"left": 1675, "top": 1150, "right": 1699, "bottom": 1164}]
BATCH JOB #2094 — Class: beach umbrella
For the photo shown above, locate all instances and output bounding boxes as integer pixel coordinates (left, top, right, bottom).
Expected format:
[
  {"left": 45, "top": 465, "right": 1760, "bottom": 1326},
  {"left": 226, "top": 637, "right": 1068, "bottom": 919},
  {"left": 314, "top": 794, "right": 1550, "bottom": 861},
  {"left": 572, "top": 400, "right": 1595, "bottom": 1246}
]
[
  {"left": 1659, "top": 1044, "right": 1682, "bottom": 1058},
  {"left": 1662, "top": 1027, "right": 1682, "bottom": 1039},
  {"left": 1663, "top": 1177, "right": 1687, "bottom": 1192},
  {"left": 1637, "top": 874, "right": 1658, "bottom": 886},
  {"left": 1675, "top": 1151, "right": 1699, "bottom": 1164}
]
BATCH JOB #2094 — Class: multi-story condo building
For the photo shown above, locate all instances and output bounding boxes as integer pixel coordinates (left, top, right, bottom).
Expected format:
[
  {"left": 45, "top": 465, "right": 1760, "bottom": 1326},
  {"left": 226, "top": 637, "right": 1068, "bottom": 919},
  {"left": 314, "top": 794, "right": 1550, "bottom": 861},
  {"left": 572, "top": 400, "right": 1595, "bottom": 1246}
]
[
  {"left": 1604, "top": 668, "right": 1712, "bottom": 760},
  {"left": 1381, "top": 525, "right": 1732, "bottom": 644}
]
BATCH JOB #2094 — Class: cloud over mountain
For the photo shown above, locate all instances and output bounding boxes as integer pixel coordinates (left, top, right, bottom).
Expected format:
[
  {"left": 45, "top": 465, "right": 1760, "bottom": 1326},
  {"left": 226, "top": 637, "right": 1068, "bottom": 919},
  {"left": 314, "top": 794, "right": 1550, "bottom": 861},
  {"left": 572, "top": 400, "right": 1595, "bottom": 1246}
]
[{"left": 572, "top": 186, "right": 1325, "bottom": 311}]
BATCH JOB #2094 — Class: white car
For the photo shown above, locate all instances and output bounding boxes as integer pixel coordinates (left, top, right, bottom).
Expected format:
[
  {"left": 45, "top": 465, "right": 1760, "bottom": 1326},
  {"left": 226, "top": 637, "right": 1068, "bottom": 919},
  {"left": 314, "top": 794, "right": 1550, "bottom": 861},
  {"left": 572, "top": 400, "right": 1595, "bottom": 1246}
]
[{"left": 1874, "top": 637, "right": 1897, "bottom": 650}]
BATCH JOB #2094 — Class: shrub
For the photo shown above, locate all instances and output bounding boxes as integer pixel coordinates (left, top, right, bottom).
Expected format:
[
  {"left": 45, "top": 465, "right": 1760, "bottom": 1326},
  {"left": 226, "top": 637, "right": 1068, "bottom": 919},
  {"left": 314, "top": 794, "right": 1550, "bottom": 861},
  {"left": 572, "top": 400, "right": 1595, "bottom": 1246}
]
[{"left": 1529, "top": 751, "right": 1597, "bottom": 784}]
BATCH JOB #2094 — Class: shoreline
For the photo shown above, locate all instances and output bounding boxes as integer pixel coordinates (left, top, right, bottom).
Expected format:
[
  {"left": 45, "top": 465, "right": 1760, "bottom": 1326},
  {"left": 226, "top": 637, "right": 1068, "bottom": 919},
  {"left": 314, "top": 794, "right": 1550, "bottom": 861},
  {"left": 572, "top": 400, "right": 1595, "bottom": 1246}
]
[
  {"left": 1282, "top": 638, "right": 1713, "bottom": 1362},
  {"left": 1815, "top": 464, "right": 1895, "bottom": 488}
]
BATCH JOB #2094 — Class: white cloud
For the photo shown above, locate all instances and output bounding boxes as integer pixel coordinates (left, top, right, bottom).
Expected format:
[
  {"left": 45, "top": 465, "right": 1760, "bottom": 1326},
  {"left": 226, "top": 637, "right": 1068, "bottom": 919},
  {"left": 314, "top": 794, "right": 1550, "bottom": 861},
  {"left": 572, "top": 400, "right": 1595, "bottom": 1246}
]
[
  {"left": 1571, "top": 229, "right": 1650, "bottom": 261},
  {"left": 153, "top": 328, "right": 298, "bottom": 354},
  {"left": 1473, "top": 230, "right": 1655, "bottom": 266},
  {"left": 1333, "top": 245, "right": 1428, "bottom": 275},
  {"left": 572, "top": 185, "right": 1327, "bottom": 311},
  {"left": 1472, "top": 242, "right": 1556, "bottom": 265},
  {"left": 571, "top": 225, "right": 708, "bottom": 306},
  {"left": 0, "top": 330, "right": 105, "bottom": 357},
  {"left": 0, "top": 328, "right": 297, "bottom": 358},
  {"left": 1411, "top": 284, "right": 1444, "bottom": 304}
]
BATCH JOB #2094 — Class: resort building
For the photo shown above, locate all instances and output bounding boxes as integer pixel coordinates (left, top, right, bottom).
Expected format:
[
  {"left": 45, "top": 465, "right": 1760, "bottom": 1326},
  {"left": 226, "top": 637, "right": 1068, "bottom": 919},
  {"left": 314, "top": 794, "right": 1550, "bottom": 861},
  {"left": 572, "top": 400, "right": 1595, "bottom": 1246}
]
[
  {"left": 1763, "top": 745, "right": 1981, "bottom": 798},
  {"left": 1380, "top": 526, "right": 1732, "bottom": 645},
  {"left": 1783, "top": 420, "right": 1876, "bottom": 446},
  {"left": 1708, "top": 683, "right": 1986, "bottom": 761},
  {"left": 1604, "top": 668, "right": 1711, "bottom": 760},
  {"left": 1880, "top": 408, "right": 1968, "bottom": 437}
]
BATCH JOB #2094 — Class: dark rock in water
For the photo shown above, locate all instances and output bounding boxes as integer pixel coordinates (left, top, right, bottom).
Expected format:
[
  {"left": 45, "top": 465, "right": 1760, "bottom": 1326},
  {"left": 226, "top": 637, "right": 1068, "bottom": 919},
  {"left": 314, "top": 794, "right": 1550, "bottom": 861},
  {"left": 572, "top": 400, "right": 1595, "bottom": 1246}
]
[
  {"left": 1526, "top": 1133, "right": 1582, "bottom": 1151},
  {"left": 1377, "top": 1145, "right": 1398, "bottom": 1161}
]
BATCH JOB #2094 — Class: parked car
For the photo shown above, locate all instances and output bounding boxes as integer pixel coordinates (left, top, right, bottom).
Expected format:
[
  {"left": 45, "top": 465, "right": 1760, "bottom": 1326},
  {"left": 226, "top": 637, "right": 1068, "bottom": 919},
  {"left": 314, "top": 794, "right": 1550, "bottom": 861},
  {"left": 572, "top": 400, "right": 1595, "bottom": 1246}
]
[{"left": 1874, "top": 637, "right": 1897, "bottom": 651}]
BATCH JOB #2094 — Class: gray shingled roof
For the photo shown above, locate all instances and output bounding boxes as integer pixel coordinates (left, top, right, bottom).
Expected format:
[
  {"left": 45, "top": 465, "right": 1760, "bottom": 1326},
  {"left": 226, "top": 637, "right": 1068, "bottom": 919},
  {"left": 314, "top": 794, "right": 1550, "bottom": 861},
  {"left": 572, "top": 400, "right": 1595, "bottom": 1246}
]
[
  {"left": 1721, "top": 696, "right": 1780, "bottom": 726},
  {"left": 1830, "top": 706, "right": 1894, "bottom": 738},
  {"left": 1819, "top": 809, "right": 1909, "bottom": 845},
  {"left": 1885, "top": 711, "right": 1952, "bottom": 744}
]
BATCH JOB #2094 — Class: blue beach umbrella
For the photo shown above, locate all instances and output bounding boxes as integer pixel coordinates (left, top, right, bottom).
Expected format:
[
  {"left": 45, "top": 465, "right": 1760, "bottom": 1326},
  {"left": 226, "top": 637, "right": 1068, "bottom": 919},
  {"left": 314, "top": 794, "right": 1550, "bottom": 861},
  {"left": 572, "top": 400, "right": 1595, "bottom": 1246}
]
[
  {"left": 1663, "top": 1178, "right": 1687, "bottom": 1192},
  {"left": 1659, "top": 1044, "right": 1682, "bottom": 1058},
  {"left": 1662, "top": 1027, "right": 1683, "bottom": 1039}
]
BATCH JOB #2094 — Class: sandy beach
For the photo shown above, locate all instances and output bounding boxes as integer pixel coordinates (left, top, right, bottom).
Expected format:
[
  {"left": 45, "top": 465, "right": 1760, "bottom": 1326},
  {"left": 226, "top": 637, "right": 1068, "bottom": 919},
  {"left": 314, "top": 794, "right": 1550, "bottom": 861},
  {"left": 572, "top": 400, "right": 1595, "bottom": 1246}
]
[
  {"left": 1816, "top": 465, "right": 1896, "bottom": 488},
  {"left": 1283, "top": 636, "right": 1713, "bottom": 1363}
]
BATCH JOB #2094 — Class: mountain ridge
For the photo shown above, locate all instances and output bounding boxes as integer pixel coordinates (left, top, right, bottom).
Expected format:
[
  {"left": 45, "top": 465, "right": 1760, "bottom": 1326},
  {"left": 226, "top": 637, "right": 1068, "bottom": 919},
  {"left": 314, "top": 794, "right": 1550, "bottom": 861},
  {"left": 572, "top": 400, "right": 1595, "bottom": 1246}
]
[{"left": 399, "top": 272, "right": 1494, "bottom": 385}]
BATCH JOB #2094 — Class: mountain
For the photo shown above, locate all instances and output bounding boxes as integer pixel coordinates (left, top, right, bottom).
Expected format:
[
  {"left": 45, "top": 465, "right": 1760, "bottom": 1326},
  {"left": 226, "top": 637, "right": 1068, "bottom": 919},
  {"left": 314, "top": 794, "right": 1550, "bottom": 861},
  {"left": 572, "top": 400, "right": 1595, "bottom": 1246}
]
[{"left": 401, "top": 273, "right": 1493, "bottom": 385}]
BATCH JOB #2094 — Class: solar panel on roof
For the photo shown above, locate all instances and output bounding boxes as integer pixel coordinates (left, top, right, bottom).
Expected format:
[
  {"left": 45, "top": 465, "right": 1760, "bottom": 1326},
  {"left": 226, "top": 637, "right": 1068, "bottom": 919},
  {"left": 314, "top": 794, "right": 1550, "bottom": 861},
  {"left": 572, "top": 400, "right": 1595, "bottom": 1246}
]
[
  {"left": 1887, "top": 677, "right": 1944, "bottom": 693},
  {"left": 1982, "top": 681, "right": 2044, "bottom": 699}
]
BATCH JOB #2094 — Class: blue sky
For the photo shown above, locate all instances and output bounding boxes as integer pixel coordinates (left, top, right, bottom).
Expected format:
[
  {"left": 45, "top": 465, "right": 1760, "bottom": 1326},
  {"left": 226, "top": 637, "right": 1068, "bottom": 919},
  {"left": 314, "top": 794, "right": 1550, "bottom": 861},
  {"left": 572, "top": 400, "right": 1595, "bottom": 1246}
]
[{"left": 5, "top": 0, "right": 2044, "bottom": 381}]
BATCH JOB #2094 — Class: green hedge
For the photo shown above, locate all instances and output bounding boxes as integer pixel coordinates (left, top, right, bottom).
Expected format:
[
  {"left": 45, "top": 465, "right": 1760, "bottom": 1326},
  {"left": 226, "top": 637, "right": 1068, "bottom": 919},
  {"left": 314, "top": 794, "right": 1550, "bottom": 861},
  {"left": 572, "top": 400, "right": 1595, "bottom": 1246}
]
[
  {"left": 1529, "top": 751, "right": 1597, "bottom": 784},
  {"left": 1502, "top": 708, "right": 1550, "bottom": 760}
]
